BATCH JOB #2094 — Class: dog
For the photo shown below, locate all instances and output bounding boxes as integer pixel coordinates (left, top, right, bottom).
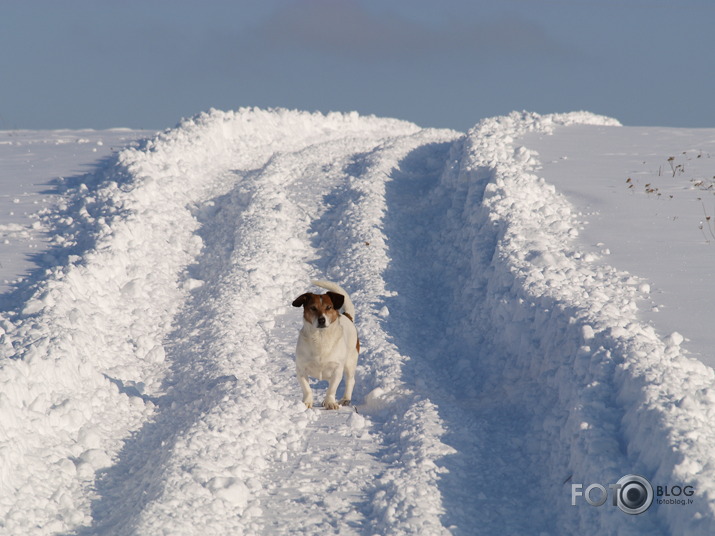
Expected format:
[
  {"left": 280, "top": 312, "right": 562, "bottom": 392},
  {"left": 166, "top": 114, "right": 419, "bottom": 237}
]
[{"left": 292, "top": 280, "right": 359, "bottom": 410}]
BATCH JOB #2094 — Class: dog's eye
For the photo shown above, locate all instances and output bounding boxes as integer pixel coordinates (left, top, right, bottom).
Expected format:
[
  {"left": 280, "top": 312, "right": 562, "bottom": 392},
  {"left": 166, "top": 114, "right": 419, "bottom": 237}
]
[
  {"left": 310, "top": 306, "right": 318, "bottom": 311},
  {"left": 326, "top": 305, "right": 332, "bottom": 310}
]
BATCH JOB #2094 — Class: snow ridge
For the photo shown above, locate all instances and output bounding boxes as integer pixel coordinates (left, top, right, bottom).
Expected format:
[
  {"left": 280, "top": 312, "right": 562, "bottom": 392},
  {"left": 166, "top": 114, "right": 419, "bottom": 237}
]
[{"left": 439, "top": 110, "right": 714, "bottom": 534}]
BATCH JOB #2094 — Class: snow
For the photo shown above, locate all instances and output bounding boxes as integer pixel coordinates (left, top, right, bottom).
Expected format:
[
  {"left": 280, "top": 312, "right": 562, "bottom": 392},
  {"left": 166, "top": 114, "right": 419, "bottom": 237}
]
[
  {"left": 0, "top": 108, "right": 714, "bottom": 535},
  {"left": 0, "top": 130, "right": 151, "bottom": 295},
  {"left": 521, "top": 124, "right": 715, "bottom": 366}
]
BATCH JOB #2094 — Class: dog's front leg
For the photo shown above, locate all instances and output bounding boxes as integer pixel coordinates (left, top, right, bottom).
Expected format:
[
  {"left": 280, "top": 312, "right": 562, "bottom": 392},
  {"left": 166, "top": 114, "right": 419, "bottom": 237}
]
[
  {"left": 323, "top": 364, "right": 343, "bottom": 410},
  {"left": 339, "top": 368, "right": 355, "bottom": 407},
  {"left": 297, "top": 373, "right": 313, "bottom": 408}
]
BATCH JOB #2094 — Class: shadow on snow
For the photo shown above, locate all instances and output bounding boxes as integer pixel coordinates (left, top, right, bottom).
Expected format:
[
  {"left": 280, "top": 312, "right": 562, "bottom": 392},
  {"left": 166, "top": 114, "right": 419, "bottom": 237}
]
[{"left": 380, "top": 141, "right": 557, "bottom": 534}]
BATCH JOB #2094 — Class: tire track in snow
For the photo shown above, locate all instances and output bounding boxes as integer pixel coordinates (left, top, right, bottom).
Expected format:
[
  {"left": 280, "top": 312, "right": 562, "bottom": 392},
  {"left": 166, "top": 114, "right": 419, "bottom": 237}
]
[
  {"left": 299, "top": 129, "right": 472, "bottom": 535},
  {"left": 246, "top": 144, "right": 392, "bottom": 534},
  {"left": 380, "top": 138, "right": 558, "bottom": 534},
  {"left": 114, "top": 150, "right": 325, "bottom": 535},
  {"left": 327, "top": 130, "right": 557, "bottom": 534}
]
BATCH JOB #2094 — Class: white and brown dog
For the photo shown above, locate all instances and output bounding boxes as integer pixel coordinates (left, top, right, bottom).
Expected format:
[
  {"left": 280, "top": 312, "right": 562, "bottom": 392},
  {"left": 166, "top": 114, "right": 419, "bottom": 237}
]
[{"left": 292, "top": 280, "right": 359, "bottom": 409}]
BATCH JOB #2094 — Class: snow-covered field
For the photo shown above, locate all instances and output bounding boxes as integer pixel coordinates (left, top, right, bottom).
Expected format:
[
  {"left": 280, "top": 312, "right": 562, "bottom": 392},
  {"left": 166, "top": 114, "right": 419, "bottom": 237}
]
[
  {"left": 0, "top": 129, "right": 150, "bottom": 294},
  {"left": 0, "top": 109, "right": 713, "bottom": 535}
]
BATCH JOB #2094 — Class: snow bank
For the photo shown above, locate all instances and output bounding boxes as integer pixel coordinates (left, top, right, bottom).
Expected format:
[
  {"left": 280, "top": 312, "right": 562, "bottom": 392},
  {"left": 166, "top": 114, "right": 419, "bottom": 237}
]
[{"left": 439, "top": 110, "right": 715, "bottom": 534}]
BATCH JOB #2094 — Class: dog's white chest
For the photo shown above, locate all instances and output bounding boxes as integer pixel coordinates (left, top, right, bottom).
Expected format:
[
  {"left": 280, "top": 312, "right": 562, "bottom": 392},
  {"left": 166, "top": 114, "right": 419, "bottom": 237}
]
[{"left": 295, "top": 325, "right": 344, "bottom": 380}]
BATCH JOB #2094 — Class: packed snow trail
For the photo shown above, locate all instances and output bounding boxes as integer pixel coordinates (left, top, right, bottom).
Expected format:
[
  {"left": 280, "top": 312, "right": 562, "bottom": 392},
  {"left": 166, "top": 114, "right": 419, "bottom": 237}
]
[{"left": 1, "top": 108, "right": 715, "bottom": 535}]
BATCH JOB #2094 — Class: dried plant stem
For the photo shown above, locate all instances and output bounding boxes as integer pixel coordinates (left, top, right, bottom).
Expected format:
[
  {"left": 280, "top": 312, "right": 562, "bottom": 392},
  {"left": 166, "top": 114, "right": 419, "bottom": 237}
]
[{"left": 701, "top": 201, "right": 715, "bottom": 241}]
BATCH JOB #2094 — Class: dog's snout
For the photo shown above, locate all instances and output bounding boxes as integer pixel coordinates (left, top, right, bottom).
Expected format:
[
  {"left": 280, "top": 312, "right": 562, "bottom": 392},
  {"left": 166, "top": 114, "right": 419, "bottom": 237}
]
[{"left": 317, "top": 316, "right": 326, "bottom": 327}]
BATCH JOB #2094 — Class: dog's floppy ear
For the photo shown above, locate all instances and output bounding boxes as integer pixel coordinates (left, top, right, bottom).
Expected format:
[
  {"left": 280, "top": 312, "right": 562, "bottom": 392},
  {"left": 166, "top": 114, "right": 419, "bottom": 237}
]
[
  {"left": 326, "top": 291, "right": 345, "bottom": 310},
  {"left": 292, "top": 293, "right": 311, "bottom": 307}
]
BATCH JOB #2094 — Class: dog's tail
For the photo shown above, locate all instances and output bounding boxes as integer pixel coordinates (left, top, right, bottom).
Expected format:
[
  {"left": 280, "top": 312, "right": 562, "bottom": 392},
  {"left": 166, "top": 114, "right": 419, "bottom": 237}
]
[{"left": 311, "top": 280, "right": 355, "bottom": 319}]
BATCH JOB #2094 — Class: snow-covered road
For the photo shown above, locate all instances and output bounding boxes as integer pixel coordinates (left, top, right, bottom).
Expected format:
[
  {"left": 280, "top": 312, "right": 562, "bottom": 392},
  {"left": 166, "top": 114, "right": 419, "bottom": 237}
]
[{"left": 1, "top": 109, "right": 714, "bottom": 535}]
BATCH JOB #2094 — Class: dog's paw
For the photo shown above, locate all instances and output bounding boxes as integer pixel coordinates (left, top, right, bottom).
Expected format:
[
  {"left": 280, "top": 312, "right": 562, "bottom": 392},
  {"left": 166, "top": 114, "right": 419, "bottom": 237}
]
[
  {"left": 303, "top": 399, "right": 313, "bottom": 409},
  {"left": 339, "top": 398, "right": 351, "bottom": 406},
  {"left": 322, "top": 399, "right": 340, "bottom": 410}
]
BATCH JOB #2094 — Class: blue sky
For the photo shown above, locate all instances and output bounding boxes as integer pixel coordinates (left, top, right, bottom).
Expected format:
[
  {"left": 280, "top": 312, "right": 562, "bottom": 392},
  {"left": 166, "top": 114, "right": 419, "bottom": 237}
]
[{"left": 2, "top": 0, "right": 714, "bottom": 132}]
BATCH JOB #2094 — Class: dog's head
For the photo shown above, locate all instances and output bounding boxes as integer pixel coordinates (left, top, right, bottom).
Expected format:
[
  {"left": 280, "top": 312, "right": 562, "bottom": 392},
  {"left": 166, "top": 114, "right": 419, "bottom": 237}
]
[{"left": 292, "top": 291, "right": 345, "bottom": 329}]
